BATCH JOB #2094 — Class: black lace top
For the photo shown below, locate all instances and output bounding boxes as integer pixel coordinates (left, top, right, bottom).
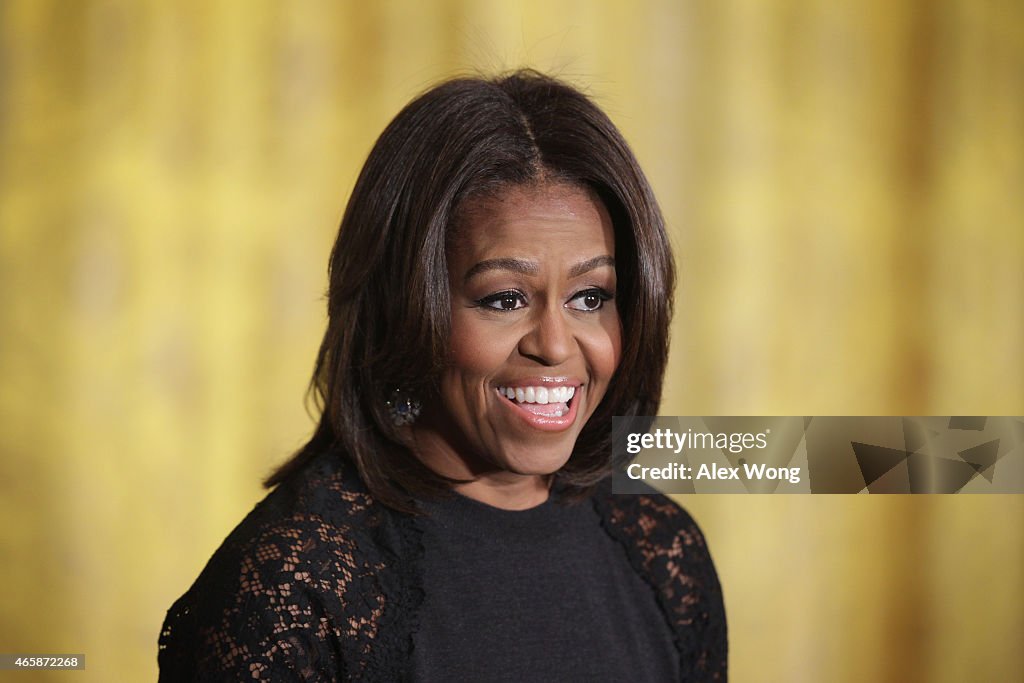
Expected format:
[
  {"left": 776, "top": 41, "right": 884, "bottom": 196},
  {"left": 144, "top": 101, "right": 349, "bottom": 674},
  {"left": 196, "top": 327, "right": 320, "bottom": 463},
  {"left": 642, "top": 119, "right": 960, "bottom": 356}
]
[{"left": 158, "top": 451, "right": 727, "bottom": 681}]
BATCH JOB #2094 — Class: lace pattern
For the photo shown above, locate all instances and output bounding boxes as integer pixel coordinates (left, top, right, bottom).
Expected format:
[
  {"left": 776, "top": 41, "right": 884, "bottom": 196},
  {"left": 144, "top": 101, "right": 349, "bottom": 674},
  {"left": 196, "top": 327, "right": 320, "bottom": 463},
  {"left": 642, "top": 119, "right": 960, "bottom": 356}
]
[
  {"left": 594, "top": 488, "right": 728, "bottom": 681},
  {"left": 158, "top": 458, "right": 413, "bottom": 681},
  {"left": 158, "top": 454, "right": 726, "bottom": 681}
]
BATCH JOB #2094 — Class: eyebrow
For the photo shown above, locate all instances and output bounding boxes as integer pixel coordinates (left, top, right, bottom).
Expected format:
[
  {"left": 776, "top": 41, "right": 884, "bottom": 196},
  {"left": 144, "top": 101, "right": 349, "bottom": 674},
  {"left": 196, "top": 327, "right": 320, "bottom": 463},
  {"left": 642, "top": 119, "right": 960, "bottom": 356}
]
[
  {"left": 568, "top": 255, "right": 615, "bottom": 278},
  {"left": 463, "top": 255, "right": 615, "bottom": 282},
  {"left": 464, "top": 258, "right": 539, "bottom": 282}
]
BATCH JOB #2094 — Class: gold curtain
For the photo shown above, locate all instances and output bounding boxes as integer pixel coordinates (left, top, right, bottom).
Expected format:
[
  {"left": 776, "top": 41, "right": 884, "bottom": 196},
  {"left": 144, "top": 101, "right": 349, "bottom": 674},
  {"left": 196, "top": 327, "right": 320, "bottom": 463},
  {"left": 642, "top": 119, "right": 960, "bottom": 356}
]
[{"left": 1, "top": 1, "right": 1021, "bottom": 680}]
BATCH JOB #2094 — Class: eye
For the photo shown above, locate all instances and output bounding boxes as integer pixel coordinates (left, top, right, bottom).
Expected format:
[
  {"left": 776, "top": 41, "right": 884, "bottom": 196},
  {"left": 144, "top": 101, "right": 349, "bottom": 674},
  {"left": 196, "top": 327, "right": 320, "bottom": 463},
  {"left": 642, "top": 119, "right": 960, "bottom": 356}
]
[
  {"left": 477, "top": 290, "right": 527, "bottom": 311},
  {"left": 566, "top": 288, "right": 613, "bottom": 312}
]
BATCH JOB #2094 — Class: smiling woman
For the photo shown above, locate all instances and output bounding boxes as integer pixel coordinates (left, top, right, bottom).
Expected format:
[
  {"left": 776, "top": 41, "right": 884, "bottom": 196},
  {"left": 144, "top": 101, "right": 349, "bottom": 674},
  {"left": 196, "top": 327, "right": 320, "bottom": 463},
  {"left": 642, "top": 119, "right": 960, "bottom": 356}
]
[
  {"left": 418, "top": 184, "right": 622, "bottom": 509},
  {"left": 158, "top": 70, "right": 727, "bottom": 681}
]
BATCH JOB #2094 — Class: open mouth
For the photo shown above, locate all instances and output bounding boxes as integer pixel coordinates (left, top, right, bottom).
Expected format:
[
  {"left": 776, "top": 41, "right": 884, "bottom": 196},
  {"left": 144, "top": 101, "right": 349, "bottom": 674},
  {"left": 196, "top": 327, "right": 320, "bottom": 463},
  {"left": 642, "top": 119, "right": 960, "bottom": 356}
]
[{"left": 495, "top": 385, "right": 577, "bottom": 418}]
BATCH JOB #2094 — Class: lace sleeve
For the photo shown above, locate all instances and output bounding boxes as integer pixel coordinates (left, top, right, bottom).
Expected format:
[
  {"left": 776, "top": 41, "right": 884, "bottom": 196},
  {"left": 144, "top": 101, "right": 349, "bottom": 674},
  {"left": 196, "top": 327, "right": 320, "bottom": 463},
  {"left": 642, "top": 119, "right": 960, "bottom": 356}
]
[
  {"left": 155, "top": 516, "right": 368, "bottom": 679},
  {"left": 158, "top": 454, "right": 423, "bottom": 682},
  {"left": 596, "top": 491, "right": 728, "bottom": 682}
]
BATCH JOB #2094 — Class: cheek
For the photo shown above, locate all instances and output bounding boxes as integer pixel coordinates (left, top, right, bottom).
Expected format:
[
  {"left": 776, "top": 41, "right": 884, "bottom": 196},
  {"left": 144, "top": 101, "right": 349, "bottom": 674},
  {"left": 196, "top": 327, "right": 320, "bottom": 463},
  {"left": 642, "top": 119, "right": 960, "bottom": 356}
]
[
  {"left": 445, "top": 311, "right": 516, "bottom": 389},
  {"left": 584, "top": 312, "right": 623, "bottom": 386}
]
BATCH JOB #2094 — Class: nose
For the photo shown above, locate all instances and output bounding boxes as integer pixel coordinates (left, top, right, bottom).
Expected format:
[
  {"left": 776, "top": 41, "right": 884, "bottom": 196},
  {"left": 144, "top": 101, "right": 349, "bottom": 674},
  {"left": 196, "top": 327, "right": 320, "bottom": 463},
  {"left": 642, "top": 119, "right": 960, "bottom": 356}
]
[{"left": 518, "top": 304, "right": 574, "bottom": 366}]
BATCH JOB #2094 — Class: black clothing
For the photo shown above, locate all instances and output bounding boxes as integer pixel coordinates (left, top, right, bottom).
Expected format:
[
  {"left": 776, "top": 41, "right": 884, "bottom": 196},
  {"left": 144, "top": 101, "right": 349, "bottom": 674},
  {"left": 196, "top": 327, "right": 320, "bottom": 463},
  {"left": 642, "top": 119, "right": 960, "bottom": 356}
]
[
  {"left": 412, "top": 489, "right": 679, "bottom": 681},
  {"left": 158, "top": 450, "right": 727, "bottom": 681}
]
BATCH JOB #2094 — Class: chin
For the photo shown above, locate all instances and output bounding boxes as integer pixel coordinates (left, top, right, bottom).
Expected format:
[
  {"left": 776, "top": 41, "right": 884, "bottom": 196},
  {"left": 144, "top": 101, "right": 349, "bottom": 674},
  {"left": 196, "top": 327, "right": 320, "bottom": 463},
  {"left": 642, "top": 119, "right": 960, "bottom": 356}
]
[{"left": 496, "top": 446, "right": 575, "bottom": 477}]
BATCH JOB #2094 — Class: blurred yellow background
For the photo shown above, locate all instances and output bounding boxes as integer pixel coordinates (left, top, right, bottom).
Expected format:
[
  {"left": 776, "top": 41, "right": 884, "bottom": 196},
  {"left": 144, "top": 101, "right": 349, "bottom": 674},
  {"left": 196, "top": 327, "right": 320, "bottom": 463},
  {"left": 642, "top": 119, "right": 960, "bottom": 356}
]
[{"left": 1, "top": 1, "right": 1022, "bottom": 681}]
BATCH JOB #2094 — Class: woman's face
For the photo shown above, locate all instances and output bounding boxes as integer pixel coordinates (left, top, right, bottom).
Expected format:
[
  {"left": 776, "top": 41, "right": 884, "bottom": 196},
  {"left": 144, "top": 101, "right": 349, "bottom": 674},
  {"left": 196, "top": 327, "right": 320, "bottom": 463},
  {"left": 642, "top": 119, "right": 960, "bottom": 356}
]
[{"left": 413, "top": 182, "right": 622, "bottom": 499}]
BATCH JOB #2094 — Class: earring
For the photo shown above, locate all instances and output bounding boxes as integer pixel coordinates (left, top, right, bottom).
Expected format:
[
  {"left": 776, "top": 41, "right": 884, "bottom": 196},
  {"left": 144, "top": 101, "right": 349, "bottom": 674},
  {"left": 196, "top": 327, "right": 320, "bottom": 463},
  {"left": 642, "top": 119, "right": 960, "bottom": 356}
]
[{"left": 386, "top": 388, "right": 421, "bottom": 426}]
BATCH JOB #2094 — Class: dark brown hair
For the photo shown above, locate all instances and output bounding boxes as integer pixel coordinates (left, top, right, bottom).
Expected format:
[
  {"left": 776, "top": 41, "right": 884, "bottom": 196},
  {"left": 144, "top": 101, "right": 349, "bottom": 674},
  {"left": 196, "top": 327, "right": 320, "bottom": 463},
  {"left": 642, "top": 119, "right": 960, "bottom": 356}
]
[{"left": 266, "top": 70, "right": 675, "bottom": 511}]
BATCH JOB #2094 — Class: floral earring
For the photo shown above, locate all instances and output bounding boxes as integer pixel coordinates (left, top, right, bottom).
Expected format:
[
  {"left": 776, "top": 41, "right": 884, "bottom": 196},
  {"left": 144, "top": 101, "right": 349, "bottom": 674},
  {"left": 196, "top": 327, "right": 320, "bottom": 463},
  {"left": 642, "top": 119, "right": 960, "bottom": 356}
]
[{"left": 386, "top": 388, "right": 421, "bottom": 426}]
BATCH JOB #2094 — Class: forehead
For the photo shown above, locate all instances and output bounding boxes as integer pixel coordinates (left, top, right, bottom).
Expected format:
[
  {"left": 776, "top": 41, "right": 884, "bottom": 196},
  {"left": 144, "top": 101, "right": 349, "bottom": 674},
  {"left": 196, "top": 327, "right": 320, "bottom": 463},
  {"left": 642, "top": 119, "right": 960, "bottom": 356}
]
[{"left": 450, "top": 183, "right": 615, "bottom": 264}]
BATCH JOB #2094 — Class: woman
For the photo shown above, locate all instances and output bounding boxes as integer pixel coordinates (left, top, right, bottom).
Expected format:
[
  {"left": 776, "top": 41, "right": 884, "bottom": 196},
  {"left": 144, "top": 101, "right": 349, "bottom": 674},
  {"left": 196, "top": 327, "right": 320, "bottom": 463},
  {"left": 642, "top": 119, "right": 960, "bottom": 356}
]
[{"left": 159, "top": 70, "right": 727, "bottom": 681}]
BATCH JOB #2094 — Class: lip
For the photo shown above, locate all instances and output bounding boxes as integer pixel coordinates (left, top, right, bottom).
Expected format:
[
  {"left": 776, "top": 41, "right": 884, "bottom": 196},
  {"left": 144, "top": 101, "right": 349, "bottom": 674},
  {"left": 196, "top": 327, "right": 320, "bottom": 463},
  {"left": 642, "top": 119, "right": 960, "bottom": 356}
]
[{"left": 493, "top": 379, "right": 583, "bottom": 432}]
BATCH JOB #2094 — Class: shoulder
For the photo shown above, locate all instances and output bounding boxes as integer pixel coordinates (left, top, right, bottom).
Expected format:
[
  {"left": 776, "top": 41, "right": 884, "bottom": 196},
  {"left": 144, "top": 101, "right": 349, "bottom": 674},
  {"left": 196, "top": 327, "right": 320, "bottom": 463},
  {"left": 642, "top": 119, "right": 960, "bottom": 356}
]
[
  {"left": 159, "top": 452, "right": 406, "bottom": 681},
  {"left": 593, "top": 485, "right": 729, "bottom": 681},
  {"left": 594, "top": 484, "right": 716, "bottom": 578}
]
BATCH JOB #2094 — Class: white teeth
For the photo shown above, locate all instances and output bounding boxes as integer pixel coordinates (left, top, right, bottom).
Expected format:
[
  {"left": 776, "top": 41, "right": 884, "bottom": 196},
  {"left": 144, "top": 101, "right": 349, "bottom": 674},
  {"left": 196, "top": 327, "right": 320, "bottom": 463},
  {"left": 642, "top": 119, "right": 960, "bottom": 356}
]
[{"left": 497, "top": 385, "right": 578, "bottom": 405}]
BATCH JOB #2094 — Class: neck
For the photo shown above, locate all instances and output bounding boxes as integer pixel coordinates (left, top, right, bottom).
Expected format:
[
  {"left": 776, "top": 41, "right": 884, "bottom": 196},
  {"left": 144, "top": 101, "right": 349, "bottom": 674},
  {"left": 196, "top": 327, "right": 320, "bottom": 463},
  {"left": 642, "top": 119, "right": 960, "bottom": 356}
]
[
  {"left": 453, "top": 473, "right": 551, "bottom": 510},
  {"left": 410, "top": 426, "right": 551, "bottom": 511}
]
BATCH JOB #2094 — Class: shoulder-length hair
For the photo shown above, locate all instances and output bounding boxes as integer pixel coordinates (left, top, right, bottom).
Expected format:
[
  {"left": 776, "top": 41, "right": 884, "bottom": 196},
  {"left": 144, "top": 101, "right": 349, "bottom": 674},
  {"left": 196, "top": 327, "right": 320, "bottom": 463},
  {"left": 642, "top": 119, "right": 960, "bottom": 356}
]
[{"left": 266, "top": 70, "right": 674, "bottom": 511}]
